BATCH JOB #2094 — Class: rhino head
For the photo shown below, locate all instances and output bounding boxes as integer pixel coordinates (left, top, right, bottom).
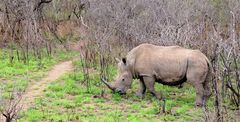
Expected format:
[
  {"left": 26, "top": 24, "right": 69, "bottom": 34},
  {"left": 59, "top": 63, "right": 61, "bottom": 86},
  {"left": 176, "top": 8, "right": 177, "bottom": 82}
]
[{"left": 101, "top": 58, "right": 133, "bottom": 94}]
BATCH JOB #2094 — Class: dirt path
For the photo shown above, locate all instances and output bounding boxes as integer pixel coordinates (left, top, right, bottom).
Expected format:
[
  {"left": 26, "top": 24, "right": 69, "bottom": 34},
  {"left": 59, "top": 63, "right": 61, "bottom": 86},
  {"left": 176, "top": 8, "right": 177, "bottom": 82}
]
[{"left": 20, "top": 60, "right": 74, "bottom": 111}]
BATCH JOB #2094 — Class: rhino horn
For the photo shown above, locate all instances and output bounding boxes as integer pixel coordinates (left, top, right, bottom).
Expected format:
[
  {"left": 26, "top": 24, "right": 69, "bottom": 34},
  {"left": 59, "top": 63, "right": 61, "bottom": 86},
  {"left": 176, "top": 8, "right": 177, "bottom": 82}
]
[{"left": 101, "top": 77, "right": 115, "bottom": 91}]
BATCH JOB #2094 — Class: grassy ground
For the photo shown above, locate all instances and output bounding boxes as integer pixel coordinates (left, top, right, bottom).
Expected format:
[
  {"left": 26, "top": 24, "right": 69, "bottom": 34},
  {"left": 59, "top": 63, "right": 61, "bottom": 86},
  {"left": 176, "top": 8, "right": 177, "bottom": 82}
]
[
  {"left": 19, "top": 60, "right": 218, "bottom": 122},
  {"left": 0, "top": 49, "right": 79, "bottom": 97}
]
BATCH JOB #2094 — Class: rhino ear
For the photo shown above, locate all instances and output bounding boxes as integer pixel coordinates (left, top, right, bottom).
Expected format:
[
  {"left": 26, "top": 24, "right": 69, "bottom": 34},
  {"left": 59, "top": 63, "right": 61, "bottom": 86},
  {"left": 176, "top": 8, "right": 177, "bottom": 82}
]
[{"left": 122, "top": 58, "right": 126, "bottom": 65}]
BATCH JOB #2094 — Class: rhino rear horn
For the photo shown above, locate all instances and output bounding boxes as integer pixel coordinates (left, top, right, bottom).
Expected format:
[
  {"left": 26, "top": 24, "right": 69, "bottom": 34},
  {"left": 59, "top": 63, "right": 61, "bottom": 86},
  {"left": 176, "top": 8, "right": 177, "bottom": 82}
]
[{"left": 101, "top": 77, "right": 115, "bottom": 91}]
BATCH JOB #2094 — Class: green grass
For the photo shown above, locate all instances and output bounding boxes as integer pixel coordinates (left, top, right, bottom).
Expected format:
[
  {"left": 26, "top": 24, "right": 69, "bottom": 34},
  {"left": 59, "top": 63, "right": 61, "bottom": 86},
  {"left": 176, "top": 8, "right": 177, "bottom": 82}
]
[
  {"left": 0, "top": 49, "right": 78, "bottom": 78},
  {"left": 0, "top": 49, "right": 79, "bottom": 98},
  {"left": 19, "top": 60, "right": 218, "bottom": 122}
]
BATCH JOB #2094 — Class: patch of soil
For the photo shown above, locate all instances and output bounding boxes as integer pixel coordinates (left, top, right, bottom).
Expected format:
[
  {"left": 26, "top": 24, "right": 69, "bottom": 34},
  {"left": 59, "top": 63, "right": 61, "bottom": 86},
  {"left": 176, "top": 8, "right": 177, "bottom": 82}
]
[{"left": 19, "top": 60, "right": 74, "bottom": 111}]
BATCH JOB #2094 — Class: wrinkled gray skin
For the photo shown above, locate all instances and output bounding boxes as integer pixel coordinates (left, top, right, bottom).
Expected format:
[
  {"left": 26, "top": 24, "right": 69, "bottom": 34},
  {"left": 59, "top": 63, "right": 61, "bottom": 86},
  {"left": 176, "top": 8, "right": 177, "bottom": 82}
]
[{"left": 102, "top": 43, "right": 212, "bottom": 107}]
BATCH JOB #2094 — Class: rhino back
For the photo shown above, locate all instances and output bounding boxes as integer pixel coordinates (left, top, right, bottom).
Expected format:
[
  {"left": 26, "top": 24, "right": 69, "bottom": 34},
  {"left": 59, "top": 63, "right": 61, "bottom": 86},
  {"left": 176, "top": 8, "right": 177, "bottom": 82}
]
[{"left": 127, "top": 43, "right": 196, "bottom": 83}]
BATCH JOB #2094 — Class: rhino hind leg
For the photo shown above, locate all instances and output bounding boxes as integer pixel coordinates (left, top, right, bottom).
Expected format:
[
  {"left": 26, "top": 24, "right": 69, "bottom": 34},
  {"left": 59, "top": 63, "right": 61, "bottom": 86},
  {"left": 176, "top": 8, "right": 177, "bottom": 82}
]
[
  {"left": 203, "top": 81, "right": 211, "bottom": 101},
  {"left": 136, "top": 77, "right": 146, "bottom": 98},
  {"left": 142, "top": 76, "right": 163, "bottom": 100},
  {"left": 186, "top": 60, "right": 209, "bottom": 107},
  {"left": 187, "top": 74, "right": 208, "bottom": 107},
  {"left": 194, "top": 83, "right": 205, "bottom": 106},
  {"left": 187, "top": 76, "right": 206, "bottom": 107}
]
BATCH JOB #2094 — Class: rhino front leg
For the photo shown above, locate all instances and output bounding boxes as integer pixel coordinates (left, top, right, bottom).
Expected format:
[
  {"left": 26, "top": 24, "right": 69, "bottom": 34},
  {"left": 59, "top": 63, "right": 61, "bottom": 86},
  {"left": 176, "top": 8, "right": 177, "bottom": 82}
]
[
  {"left": 143, "top": 76, "right": 163, "bottom": 100},
  {"left": 136, "top": 78, "right": 146, "bottom": 98}
]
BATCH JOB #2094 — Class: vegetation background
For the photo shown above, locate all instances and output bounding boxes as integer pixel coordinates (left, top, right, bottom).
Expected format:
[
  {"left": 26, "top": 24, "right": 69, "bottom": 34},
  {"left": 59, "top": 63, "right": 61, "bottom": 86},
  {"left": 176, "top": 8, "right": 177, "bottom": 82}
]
[{"left": 0, "top": 0, "right": 239, "bottom": 121}]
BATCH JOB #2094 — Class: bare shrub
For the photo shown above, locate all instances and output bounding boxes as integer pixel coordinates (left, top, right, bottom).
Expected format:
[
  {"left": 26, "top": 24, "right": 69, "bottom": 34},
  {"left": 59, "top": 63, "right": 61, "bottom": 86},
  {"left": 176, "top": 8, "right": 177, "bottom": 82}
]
[
  {"left": 0, "top": 0, "right": 239, "bottom": 121},
  {"left": 0, "top": 83, "right": 23, "bottom": 122},
  {"left": 0, "top": 0, "right": 53, "bottom": 63}
]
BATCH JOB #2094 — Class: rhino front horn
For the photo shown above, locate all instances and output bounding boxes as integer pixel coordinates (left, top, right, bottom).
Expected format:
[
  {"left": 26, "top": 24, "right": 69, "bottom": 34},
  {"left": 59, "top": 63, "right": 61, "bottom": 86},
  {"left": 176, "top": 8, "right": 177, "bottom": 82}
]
[{"left": 101, "top": 77, "right": 115, "bottom": 91}]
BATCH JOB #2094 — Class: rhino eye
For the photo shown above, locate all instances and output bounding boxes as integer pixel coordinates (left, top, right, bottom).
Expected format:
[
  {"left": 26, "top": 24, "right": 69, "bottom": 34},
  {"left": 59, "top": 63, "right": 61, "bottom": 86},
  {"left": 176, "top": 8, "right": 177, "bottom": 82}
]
[{"left": 122, "top": 79, "right": 125, "bottom": 82}]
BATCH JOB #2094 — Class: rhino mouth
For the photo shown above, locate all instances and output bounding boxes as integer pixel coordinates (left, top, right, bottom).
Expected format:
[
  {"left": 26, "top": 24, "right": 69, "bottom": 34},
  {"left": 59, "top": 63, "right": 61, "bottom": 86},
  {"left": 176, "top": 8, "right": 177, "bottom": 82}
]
[{"left": 115, "top": 88, "right": 126, "bottom": 95}]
